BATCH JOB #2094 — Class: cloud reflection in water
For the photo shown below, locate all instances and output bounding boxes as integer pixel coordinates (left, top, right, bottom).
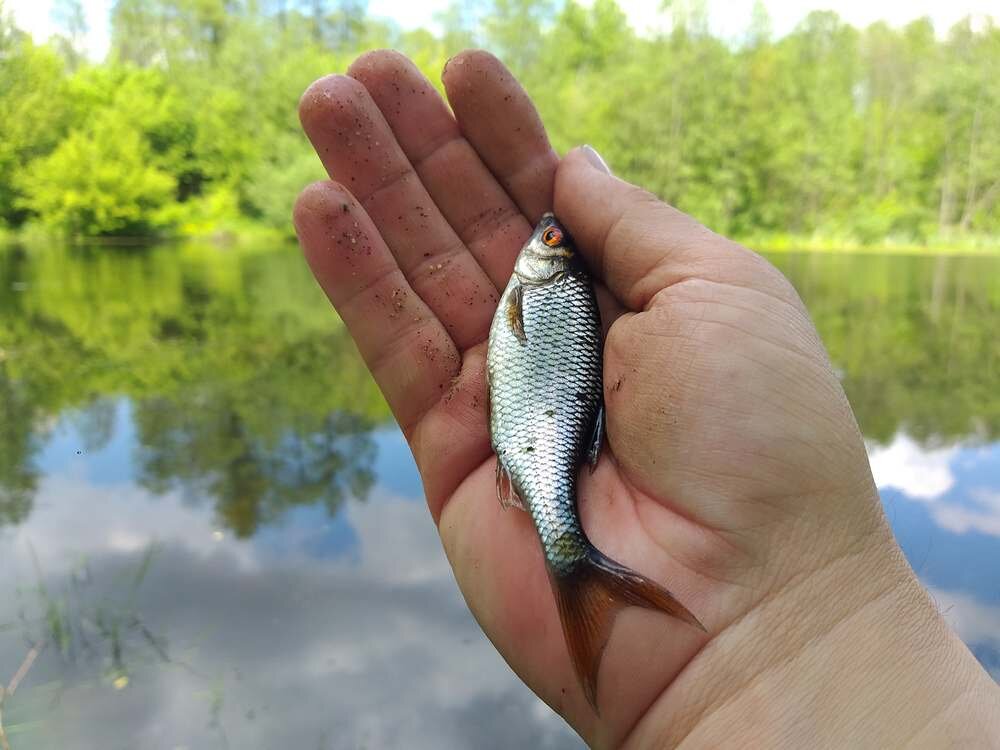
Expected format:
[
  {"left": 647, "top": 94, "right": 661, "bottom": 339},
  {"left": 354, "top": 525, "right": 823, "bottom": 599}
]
[
  {"left": 870, "top": 434, "right": 1000, "bottom": 541},
  {"left": 1, "top": 470, "right": 579, "bottom": 749}
]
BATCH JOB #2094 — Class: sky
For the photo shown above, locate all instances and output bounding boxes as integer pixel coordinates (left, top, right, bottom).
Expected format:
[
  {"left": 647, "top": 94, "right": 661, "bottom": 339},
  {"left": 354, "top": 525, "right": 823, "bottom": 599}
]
[{"left": 6, "top": 0, "right": 997, "bottom": 60}]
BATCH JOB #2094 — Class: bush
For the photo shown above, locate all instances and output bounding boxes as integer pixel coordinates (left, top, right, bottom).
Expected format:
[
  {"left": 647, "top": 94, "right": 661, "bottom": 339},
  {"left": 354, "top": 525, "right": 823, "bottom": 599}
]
[{"left": 18, "top": 113, "right": 176, "bottom": 236}]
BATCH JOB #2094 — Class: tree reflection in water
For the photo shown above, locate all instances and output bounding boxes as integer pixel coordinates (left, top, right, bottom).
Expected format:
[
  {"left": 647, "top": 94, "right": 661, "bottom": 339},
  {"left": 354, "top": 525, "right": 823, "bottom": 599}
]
[
  {"left": 136, "top": 403, "right": 375, "bottom": 537},
  {"left": 0, "top": 241, "right": 388, "bottom": 533},
  {"left": 0, "top": 368, "right": 37, "bottom": 527}
]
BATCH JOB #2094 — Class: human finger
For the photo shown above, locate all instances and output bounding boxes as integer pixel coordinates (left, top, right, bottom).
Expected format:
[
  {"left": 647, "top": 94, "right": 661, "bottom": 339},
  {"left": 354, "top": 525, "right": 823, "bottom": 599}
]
[
  {"left": 554, "top": 147, "right": 801, "bottom": 312},
  {"left": 442, "top": 49, "right": 559, "bottom": 224},
  {"left": 348, "top": 50, "right": 532, "bottom": 289},
  {"left": 293, "top": 181, "right": 460, "bottom": 435},
  {"left": 299, "top": 74, "right": 497, "bottom": 350}
]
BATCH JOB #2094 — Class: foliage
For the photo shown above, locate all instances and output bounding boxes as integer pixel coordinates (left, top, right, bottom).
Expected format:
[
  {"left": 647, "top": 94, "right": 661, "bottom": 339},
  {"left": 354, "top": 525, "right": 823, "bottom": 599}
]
[
  {"left": 0, "top": 1, "right": 997, "bottom": 242},
  {"left": 0, "top": 241, "right": 388, "bottom": 534},
  {"left": 0, "top": 28, "right": 70, "bottom": 227},
  {"left": 18, "top": 112, "right": 177, "bottom": 236}
]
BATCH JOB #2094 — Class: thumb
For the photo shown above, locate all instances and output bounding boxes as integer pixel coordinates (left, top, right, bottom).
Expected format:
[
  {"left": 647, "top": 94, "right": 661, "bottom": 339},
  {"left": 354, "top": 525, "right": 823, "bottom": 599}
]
[{"left": 554, "top": 146, "right": 776, "bottom": 311}]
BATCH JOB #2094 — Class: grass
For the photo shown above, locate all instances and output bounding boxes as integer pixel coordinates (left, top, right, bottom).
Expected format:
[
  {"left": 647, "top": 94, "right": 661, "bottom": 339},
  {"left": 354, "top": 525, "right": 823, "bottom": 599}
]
[{"left": 0, "top": 542, "right": 173, "bottom": 744}]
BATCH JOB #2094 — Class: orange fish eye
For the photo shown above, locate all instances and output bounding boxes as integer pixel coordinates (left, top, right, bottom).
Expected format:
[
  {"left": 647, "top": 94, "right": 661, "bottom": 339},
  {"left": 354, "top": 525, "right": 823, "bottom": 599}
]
[{"left": 542, "top": 226, "right": 563, "bottom": 247}]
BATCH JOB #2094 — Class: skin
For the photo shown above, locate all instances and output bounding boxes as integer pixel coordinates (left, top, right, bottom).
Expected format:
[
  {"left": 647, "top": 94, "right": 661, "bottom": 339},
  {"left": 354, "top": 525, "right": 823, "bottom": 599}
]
[{"left": 294, "top": 49, "right": 1000, "bottom": 749}]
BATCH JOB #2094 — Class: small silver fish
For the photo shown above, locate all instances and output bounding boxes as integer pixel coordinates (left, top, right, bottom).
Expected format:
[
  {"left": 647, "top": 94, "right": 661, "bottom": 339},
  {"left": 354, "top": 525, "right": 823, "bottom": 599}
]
[{"left": 486, "top": 213, "right": 703, "bottom": 710}]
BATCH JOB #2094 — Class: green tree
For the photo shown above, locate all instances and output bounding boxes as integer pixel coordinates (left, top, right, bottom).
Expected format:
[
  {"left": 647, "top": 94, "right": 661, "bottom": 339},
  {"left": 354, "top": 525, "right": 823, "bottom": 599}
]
[
  {"left": 0, "top": 29, "right": 69, "bottom": 227},
  {"left": 935, "top": 19, "right": 1000, "bottom": 234},
  {"left": 19, "top": 112, "right": 177, "bottom": 236},
  {"left": 110, "top": 0, "right": 237, "bottom": 65},
  {"left": 134, "top": 398, "right": 376, "bottom": 537},
  {"left": 14, "top": 64, "right": 211, "bottom": 235},
  {"left": 481, "top": 0, "right": 556, "bottom": 73},
  {"left": 2, "top": 0, "right": 999, "bottom": 241}
]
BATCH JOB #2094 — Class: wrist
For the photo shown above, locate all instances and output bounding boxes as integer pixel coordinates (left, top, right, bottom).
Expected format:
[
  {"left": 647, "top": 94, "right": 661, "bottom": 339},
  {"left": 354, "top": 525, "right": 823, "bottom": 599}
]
[{"left": 625, "top": 520, "right": 1000, "bottom": 748}]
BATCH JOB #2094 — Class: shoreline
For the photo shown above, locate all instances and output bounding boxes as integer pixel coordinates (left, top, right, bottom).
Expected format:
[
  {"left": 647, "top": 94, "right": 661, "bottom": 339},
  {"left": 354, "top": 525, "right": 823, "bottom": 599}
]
[{"left": 2, "top": 229, "right": 999, "bottom": 257}]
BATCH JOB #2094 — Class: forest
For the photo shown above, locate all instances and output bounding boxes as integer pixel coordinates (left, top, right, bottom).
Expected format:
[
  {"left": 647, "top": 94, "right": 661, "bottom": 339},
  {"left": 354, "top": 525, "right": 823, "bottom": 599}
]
[{"left": 0, "top": 0, "right": 998, "bottom": 246}]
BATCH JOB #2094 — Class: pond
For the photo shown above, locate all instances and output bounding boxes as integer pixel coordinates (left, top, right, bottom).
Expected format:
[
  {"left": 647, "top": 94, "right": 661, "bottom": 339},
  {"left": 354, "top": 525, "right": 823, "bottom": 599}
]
[{"left": 1, "top": 242, "right": 998, "bottom": 748}]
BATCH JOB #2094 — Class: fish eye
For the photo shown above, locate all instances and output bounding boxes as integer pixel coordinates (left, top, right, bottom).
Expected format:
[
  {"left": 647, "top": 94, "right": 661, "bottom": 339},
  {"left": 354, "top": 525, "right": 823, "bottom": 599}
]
[{"left": 541, "top": 226, "right": 563, "bottom": 247}]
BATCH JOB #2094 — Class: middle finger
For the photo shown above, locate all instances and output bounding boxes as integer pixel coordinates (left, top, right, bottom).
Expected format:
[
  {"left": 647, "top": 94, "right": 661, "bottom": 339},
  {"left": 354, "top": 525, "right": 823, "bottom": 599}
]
[
  {"left": 299, "top": 74, "right": 497, "bottom": 349},
  {"left": 347, "top": 50, "right": 533, "bottom": 290}
]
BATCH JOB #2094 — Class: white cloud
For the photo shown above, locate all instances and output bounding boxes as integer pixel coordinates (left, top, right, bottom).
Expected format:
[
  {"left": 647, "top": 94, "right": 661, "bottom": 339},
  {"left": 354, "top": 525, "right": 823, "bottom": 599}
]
[
  {"left": 934, "top": 587, "right": 1000, "bottom": 648},
  {"left": 868, "top": 433, "right": 958, "bottom": 501},
  {"left": 969, "top": 488, "right": 1000, "bottom": 513},
  {"left": 3, "top": 473, "right": 261, "bottom": 577},
  {"left": 931, "top": 488, "right": 1000, "bottom": 537},
  {"left": 347, "top": 494, "right": 453, "bottom": 584},
  {"left": 867, "top": 434, "right": 1000, "bottom": 540}
]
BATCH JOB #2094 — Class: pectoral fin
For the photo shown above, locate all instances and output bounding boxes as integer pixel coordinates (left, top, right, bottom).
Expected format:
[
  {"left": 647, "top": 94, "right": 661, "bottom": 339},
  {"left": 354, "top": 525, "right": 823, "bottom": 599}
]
[{"left": 505, "top": 285, "right": 527, "bottom": 343}]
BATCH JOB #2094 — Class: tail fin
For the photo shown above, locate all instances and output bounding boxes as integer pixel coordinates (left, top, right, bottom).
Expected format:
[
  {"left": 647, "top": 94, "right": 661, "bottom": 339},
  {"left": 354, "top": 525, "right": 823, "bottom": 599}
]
[{"left": 550, "top": 547, "right": 704, "bottom": 710}]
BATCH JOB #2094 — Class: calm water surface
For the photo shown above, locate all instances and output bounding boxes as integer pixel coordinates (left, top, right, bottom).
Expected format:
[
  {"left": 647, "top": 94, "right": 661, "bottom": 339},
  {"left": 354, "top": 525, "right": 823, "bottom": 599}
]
[{"left": 1, "top": 243, "right": 998, "bottom": 748}]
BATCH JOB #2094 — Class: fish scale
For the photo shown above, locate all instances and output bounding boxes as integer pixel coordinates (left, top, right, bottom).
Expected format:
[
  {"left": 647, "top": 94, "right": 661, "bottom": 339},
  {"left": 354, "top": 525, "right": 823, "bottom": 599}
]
[
  {"left": 489, "top": 272, "right": 602, "bottom": 574},
  {"left": 486, "top": 213, "right": 702, "bottom": 710}
]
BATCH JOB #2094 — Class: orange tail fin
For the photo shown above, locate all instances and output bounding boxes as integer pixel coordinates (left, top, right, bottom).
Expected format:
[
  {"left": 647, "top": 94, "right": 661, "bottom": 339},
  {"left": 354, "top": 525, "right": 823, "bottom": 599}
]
[{"left": 550, "top": 548, "right": 704, "bottom": 711}]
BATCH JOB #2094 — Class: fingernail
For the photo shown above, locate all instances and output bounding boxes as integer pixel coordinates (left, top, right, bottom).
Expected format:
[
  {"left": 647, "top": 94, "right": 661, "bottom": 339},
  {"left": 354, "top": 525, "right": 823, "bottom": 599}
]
[
  {"left": 443, "top": 54, "right": 464, "bottom": 77},
  {"left": 581, "top": 145, "right": 611, "bottom": 175}
]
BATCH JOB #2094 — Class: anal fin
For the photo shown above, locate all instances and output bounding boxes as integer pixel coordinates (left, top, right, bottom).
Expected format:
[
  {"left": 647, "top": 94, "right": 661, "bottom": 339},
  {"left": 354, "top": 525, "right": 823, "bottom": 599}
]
[{"left": 495, "top": 457, "right": 526, "bottom": 511}]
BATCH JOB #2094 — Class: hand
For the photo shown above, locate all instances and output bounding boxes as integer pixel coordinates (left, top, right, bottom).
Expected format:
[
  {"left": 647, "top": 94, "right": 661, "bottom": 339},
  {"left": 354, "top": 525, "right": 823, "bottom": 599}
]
[{"left": 294, "top": 50, "right": 1000, "bottom": 748}]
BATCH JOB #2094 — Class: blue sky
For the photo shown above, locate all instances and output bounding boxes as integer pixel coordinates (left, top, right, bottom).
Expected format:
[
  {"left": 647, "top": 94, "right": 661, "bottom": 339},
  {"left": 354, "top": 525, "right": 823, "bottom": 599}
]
[{"left": 7, "top": 0, "right": 997, "bottom": 59}]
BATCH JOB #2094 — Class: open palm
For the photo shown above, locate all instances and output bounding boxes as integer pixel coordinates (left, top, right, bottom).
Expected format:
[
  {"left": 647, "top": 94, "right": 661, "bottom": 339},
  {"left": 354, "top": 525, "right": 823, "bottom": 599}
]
[{"left": 295, "top": 50, "right": 883, "bottom": 748}]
